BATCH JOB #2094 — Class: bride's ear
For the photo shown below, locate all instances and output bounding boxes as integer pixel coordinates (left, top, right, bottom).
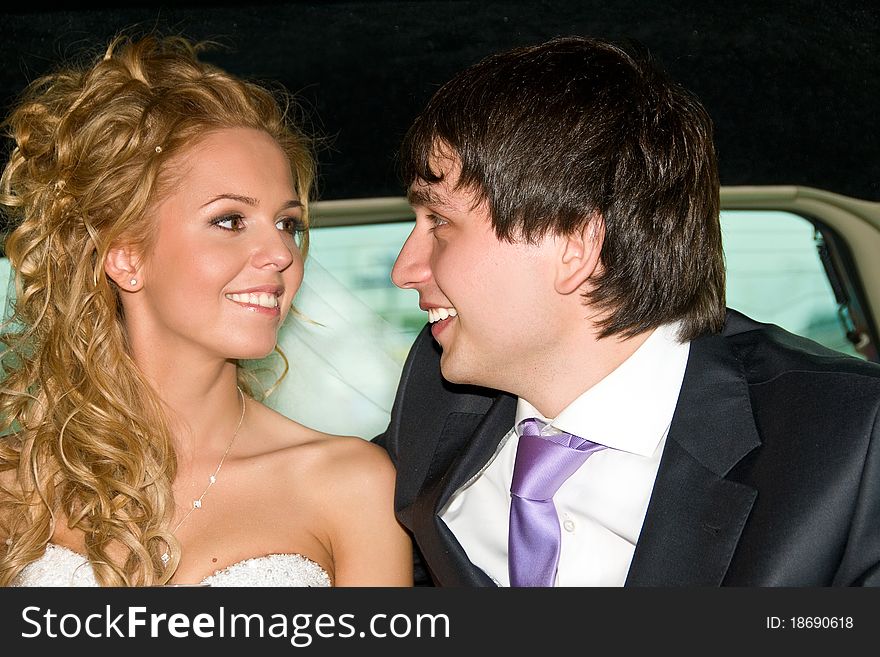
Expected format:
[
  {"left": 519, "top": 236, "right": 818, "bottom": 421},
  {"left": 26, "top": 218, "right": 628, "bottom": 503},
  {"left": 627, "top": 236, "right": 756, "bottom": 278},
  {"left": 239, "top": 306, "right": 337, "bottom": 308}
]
[{"left": 104, "top": 243, "right": 143, "bottom": 291}]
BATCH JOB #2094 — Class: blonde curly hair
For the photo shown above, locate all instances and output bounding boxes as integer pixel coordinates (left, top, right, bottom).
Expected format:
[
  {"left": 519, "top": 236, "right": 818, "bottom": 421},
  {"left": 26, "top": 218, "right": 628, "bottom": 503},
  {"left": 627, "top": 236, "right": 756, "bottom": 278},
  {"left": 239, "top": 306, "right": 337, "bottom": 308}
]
[{"left": 0, "top": 33, "right": 314, "bottom": 586}]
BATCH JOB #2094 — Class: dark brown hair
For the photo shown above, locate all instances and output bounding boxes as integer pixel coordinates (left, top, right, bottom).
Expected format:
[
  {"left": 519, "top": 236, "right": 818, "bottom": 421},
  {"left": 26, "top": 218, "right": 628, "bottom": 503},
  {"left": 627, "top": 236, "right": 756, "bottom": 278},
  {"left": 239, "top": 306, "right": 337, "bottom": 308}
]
[{"left": 400, "top": 36, "right": 725, "bottom": 341}]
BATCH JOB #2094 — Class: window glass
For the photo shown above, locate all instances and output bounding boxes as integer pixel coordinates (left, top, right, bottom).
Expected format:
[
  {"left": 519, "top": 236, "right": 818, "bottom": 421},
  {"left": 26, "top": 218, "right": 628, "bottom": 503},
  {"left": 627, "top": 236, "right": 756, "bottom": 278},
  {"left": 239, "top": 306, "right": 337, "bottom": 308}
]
[
  {"left": 286, "top": 209, "right": 862, "bottom": 433},
  {"left": 304, "top": 222, "right": 421, "bottom": 363},
  {"left": 721, "top": 210, "right": 860, "bottom": 359},
  {"left": 0, "top": 208, "right": 863, "bottom": 438},
  {"left": 0, "top": 257, "right": 10, "bottom": 315},
  {"left": 304, "top": 210, "right": 861, "bottom": 364}
]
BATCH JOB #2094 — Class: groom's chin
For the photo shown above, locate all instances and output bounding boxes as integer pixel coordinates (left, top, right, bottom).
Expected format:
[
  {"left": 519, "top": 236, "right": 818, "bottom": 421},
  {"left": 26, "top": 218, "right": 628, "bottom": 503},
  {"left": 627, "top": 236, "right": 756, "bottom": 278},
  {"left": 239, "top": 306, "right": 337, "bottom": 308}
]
[{"left": 438, "top": 349, "right": 478, "bottom": 387}]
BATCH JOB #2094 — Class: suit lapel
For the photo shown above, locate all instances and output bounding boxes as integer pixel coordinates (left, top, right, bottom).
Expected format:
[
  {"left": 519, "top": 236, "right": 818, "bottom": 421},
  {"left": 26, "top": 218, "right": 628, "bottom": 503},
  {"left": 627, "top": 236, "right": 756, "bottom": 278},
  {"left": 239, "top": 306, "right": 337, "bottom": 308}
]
[
  {"left": 413, "top": 393, "right": 516, "bottom": 586},
  {"left": 626, "top": 329, "right": 761, "bottom": 586},
  {"left": 437, "top": 393, "right": 517, "bottom": 511},
  {"left": 404, "top": 318, "right": 763, "bottom": 586}
]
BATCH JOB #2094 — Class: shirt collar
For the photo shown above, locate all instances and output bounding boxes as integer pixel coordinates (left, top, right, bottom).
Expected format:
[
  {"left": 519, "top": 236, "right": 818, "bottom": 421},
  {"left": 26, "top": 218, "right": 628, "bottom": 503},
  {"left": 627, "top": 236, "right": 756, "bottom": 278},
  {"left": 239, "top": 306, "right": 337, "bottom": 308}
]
[{"left": 515, "top": 322, "right": 690, "bottom": 457}]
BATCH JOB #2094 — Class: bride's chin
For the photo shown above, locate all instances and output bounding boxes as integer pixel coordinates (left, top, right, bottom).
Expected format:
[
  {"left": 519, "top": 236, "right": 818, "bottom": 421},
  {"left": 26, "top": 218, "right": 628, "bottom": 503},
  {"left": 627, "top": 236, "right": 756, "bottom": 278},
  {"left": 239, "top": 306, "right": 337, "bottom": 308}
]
[{"left": 227, "top": 340, "right": 280, "bottom": 361}]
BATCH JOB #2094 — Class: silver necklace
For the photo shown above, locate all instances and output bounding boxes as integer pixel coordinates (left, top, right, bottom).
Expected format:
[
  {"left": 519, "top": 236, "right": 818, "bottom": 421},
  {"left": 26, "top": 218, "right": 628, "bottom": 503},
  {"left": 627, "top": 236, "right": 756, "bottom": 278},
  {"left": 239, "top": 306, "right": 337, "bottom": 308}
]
[{"left": 161, "top": 386, "right": 246, "bottom": 566}]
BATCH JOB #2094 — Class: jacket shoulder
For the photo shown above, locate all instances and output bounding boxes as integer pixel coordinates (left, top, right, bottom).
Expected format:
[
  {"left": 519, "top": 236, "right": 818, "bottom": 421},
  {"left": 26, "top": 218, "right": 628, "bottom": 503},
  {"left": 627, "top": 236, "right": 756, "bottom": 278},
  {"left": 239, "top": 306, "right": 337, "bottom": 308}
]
[{"left": 722, "top": 308, "right": 880, "bottom": 385}]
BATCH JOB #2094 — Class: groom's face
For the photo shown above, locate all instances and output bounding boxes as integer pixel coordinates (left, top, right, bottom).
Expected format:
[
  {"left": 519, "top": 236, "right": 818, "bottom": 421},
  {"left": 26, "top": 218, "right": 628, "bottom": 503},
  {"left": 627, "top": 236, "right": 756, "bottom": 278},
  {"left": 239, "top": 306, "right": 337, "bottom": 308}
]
[{"left": 392, "top": 147, "right": 560, "bottom": 390}]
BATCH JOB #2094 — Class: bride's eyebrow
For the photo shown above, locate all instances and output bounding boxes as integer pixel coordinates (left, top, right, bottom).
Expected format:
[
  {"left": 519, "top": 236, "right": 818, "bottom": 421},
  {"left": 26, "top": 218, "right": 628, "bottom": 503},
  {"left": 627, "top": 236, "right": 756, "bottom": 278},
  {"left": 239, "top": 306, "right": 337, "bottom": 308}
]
[
  {"left": 201, "top": 193, "right": 258, "bottom": 208},
  {"left": 200, "top": 194, "right": 302, "bottom": 212}
]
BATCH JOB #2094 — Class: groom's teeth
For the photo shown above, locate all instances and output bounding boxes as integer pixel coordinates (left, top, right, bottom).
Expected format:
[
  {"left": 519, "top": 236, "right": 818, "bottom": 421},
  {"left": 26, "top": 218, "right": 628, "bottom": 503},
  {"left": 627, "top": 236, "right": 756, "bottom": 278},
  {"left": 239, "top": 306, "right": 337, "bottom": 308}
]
[
  {"left": 428, "top": 307, "right": 457, "bottom": 323},
  {"left": 226, "top": 292, "right": 279, "bottom": 308}
]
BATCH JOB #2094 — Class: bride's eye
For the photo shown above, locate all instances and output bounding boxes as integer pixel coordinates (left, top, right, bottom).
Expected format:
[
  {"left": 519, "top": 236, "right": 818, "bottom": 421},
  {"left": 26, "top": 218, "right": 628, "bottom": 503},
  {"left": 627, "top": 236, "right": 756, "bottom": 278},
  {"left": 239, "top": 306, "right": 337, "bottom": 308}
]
[
  {"left": 275, "top": 217, "right": 305, "bottom": 233},
  {"left": 276, "top": 217, "right": 306, "bottom": 245},
  {"left": 211, "top": 214, "right": 246, "bottom": 231}
]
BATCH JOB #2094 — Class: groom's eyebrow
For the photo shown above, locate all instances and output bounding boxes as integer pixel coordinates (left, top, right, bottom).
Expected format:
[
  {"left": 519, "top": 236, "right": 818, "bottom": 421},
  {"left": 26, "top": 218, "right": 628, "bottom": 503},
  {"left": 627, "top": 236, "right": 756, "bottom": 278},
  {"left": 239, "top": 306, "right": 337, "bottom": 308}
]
[{"left": 407, "top": 186, "right": 443, "bottom": 209}]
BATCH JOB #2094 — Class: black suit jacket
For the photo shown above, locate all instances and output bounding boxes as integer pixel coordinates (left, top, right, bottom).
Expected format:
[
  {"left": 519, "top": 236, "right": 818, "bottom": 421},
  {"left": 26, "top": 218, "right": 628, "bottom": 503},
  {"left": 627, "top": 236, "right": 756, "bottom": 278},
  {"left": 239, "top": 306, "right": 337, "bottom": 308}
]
[{"left": 376, "top": 310, "right": 880, "bottom": 586}]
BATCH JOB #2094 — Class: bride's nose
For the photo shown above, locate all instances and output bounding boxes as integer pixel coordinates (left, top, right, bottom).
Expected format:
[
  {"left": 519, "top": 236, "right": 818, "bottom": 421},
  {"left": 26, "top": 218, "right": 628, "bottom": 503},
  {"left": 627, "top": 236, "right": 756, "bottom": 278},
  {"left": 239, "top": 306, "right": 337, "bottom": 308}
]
[{"left": 251, "top": 224, "right": 295, "bottom": 270}]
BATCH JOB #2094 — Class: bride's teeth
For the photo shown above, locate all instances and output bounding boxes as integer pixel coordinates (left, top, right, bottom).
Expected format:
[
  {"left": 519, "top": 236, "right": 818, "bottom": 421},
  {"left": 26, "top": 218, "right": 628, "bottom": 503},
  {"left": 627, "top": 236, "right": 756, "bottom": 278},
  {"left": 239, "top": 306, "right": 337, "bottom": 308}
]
[
  {"left": 437, "top": 308, "right": 449, "bottom": 320},
  {"left": 226, "top": 292, "right": 279, "bottom": 308},
  {"left": 449, "top": 308, "right": 457, "bottom": 317}
]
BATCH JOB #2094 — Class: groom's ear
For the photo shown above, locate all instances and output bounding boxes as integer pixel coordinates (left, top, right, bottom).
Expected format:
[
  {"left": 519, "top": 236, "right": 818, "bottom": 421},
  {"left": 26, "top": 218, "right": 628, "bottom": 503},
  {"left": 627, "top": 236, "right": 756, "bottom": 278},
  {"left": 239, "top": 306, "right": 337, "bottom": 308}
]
[{"left": 554, "top": 214, "right": 604, "bottom": 295}]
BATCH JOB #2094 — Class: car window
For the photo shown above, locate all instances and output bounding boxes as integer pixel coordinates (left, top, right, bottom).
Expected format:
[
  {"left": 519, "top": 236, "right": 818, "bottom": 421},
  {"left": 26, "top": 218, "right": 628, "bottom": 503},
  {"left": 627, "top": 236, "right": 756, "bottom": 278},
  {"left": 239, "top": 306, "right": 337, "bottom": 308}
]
[
  {"left": 722, "top": 210, "right": 860, "bottom": 359},
  {"left": 305, "top": 209, "right": 862, "bottom": 363},
  {"left": 0, "top": 207, "right": 865, "bottom": 437},
  {"left": 305, "top": 222, "right": 419, "bottom": 364}
]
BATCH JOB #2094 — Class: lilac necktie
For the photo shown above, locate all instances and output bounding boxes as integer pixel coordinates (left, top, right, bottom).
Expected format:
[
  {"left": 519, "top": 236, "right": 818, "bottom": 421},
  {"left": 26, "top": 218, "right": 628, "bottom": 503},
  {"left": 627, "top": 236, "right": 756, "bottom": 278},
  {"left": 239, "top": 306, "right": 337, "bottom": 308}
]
[{"left": 508, "top": 418, "right": 606, "bottom": 587}]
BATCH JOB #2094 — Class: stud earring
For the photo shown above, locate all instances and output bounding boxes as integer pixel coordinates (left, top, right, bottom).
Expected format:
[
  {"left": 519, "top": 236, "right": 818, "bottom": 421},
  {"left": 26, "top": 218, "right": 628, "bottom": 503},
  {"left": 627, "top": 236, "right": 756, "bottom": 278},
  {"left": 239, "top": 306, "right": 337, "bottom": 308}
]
[{"left": 130, "top": 278, "right": 138, "bottom": 286}]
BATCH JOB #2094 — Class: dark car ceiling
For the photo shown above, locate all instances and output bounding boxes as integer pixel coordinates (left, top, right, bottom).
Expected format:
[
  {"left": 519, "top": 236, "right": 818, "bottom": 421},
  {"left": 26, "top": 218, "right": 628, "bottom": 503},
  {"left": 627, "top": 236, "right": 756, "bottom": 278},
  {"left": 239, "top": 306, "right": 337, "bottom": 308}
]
[{"left": 2, "top": 1, "right": 878, "bottom": 203}]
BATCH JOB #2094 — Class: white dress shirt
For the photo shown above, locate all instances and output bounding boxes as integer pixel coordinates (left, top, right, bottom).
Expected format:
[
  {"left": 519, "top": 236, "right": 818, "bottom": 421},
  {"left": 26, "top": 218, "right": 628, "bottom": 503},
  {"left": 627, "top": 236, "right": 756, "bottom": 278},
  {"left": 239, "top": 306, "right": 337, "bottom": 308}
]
[{"left": 439, "top": 322, "right": 690, "bottom": 586}]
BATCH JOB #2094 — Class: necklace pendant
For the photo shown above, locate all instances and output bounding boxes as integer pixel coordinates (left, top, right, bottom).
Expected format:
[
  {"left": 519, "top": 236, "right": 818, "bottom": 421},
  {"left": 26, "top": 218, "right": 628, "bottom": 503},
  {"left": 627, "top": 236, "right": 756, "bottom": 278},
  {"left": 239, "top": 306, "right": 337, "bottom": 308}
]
[{"left": 168, "top": 387, "right": 244, "bottom": 536}]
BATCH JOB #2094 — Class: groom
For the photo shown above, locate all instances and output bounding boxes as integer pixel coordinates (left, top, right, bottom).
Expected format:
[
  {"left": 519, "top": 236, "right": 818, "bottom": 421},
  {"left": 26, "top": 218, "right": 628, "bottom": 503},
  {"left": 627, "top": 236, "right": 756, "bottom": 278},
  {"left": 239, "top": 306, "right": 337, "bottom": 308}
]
[{"left": 376, "top": 36, "right": 880, "bottom": 586}]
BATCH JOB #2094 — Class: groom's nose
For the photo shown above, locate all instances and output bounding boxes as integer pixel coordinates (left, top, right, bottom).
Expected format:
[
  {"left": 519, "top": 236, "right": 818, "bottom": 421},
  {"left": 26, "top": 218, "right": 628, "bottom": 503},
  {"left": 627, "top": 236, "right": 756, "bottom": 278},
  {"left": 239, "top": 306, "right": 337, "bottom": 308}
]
[{"left": 391, "top": 224, "right": 433, "bottom": 290}]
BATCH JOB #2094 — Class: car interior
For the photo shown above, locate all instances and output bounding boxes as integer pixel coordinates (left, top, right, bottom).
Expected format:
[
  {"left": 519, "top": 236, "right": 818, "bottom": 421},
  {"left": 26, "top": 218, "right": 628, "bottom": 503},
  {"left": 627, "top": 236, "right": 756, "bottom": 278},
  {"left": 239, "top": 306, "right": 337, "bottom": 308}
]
[{"left": 2, "top": 1, "right": 878, "bottom": 437}]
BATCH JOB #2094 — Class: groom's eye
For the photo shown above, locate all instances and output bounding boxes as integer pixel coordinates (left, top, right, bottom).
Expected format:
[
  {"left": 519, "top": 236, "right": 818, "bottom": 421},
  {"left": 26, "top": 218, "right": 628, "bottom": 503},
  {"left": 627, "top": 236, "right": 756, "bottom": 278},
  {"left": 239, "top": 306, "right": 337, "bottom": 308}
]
[{"left": 427, "top": 214, "right": 448, "bottom": 230}]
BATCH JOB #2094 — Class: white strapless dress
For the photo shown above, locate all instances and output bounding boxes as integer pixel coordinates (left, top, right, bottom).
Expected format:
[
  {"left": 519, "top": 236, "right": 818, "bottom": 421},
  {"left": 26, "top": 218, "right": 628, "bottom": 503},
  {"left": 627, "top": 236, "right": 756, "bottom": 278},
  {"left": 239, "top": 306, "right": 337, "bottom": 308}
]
[{"left": 11, "top": 543, "right": 331, "bottom": 587}]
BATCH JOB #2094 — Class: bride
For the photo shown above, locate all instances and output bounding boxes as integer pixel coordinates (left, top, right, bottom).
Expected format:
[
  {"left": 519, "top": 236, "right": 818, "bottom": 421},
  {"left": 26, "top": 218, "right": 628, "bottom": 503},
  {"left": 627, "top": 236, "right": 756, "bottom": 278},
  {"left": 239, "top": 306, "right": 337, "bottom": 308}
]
[{"left": 0, "top": 34, "right": 412, "bottom": 586}]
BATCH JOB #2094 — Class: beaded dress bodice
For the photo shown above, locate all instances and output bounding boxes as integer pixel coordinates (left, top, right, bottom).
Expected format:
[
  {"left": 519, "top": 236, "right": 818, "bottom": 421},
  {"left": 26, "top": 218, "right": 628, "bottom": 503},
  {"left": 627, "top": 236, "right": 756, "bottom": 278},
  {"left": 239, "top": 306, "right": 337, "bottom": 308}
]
[{"left": 11, "top": 543, "right": 331, "bottom": 587}]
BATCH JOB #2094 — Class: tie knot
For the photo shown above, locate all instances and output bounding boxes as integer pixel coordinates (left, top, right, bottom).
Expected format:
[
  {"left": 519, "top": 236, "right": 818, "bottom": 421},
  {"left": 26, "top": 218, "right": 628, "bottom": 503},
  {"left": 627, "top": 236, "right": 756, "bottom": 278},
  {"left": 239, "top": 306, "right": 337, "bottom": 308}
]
[
  {"left": 517, "top": 418, "right": 596, "bottom": 449},
  {"left": 510, "top": 418, "right": 605, "bottom": 501},
  {"left": 518, "top": 417, "right": 546, "bottom": 438}
]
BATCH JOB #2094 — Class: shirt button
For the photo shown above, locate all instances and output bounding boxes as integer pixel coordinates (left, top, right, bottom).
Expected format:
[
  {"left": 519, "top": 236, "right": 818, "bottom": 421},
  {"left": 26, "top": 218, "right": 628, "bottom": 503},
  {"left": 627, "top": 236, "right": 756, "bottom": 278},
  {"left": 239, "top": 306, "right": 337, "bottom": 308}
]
[{"left": 562, "top": 519, "right": 576, "bottom": 532}]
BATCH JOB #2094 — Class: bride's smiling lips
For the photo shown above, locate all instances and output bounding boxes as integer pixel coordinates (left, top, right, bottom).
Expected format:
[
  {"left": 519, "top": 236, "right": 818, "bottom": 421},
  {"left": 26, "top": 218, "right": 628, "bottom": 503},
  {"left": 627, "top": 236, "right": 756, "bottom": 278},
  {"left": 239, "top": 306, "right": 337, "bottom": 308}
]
[{"left": 225, "top": 284, "right": 285, "bottom": 315}]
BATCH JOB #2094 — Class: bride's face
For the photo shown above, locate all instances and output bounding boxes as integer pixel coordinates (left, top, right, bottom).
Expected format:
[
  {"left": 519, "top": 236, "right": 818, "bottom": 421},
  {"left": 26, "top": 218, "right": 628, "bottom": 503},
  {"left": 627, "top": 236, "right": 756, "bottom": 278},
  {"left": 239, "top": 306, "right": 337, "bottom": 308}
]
[{"left": 130, "top": 127, "right": 304, "bottom": 362}]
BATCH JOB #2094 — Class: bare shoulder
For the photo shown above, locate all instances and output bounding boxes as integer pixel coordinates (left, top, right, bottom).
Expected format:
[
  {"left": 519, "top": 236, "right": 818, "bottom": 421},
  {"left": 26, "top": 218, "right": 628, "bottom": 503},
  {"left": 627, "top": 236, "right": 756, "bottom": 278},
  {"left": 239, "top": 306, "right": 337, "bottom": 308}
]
[
  {"left": 244, "top": 400, "right": 381, "bottom": 447},
  {"left": 232, "top": 401, "right": 410, "bottom": 585},
  {"left": 243, "top": 400, "right": 394, "bottom": 496},
  {"left": 290, "top": 430, "right": 411, "bottom": 586},
  {"left": 295, "top": 430, "right": 396, "bottom": 501}
]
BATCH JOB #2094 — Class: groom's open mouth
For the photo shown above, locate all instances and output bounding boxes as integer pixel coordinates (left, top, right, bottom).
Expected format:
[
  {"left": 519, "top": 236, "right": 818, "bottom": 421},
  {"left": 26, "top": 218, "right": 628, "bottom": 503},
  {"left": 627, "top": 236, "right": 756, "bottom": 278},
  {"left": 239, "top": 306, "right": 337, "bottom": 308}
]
[
  {"left": 427, "top": 306, "right": 457, "bottom": 338},
  {"left": 427, "top": 307, "right": 457, "bottom": 323}
]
